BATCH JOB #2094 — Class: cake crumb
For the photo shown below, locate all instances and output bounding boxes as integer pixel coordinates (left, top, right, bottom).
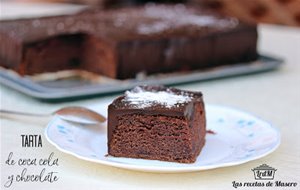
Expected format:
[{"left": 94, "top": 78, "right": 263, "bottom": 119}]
[{"left": 206, "top": 130, "right": 216, "bottom": 135}]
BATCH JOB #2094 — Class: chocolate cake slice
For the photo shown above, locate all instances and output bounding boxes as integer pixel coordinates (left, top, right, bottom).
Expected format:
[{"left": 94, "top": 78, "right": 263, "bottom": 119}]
[
  {"left": 108, "top": 85, "right": 206, "bottom": 163},
  {"left": 0, "top": 4, "right": 257, "bottom": 79}
]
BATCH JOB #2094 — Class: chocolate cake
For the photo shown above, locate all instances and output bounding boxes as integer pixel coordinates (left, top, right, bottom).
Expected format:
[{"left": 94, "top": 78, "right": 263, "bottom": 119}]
[
  {"left": 108, "top": 85, "right": 206, "bottom": 163},
  {"left": 0, "top": 4, "right": 258, "bottom": 79}
]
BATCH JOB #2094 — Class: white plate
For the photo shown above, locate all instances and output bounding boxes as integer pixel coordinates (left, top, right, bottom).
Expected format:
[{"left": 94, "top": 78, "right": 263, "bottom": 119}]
[{"left": 45, "top": 104, "right": 280, "bottom": 173}]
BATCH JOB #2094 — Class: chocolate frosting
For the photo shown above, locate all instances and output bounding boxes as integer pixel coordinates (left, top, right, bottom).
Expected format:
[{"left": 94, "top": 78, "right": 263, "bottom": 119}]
[{"left": 0, "top": 5, "right": 241, "bottom": 41}]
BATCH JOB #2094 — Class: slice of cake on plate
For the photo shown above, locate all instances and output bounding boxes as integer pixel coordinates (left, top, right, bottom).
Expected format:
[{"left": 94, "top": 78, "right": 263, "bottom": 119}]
[{"left": 108, "top": 85, "right": 206, "bottom": 163}]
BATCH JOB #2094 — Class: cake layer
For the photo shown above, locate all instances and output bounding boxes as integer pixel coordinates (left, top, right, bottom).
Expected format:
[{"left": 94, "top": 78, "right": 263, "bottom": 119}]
[
  {"left": 109, "top": 113, "right": 205, "bottom": 163},
  {"left": 108, "top": 85, "right": 206, "bottom": 163},
  {"left": 0, "top": 4, "right": 257, "bottom": 79},
  {"left": 21, "top": 34, "right": 85, "bottom": 75}
]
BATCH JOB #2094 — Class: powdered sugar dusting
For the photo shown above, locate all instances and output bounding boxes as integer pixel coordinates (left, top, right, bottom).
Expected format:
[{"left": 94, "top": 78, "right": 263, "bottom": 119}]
[
  {"left": 136, "top": 4, "right": 238, "bottom": 34},
  {"left": 123, "top": 86, "right": 192, "bottom": 108},
  {"left": 137, "top": 21, "right": 170, "bottom": 35}
]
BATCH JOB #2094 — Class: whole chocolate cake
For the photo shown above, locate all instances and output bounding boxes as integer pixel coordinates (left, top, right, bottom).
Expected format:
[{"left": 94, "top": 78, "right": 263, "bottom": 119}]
[
  {"left": 108, "top": 85, "right": 206, "bottom": 163},
  {"left": 0, "top": 4, "right": 257, "bottom": 79}
]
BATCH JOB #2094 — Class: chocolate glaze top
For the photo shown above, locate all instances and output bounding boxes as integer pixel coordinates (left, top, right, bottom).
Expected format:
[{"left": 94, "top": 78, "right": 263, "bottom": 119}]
[
  {"left": 0, "top": 4, "right": 243, "bottom": 44},
  {"left": 109, "top": 85, "right": 203, "bottom": 117}
]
